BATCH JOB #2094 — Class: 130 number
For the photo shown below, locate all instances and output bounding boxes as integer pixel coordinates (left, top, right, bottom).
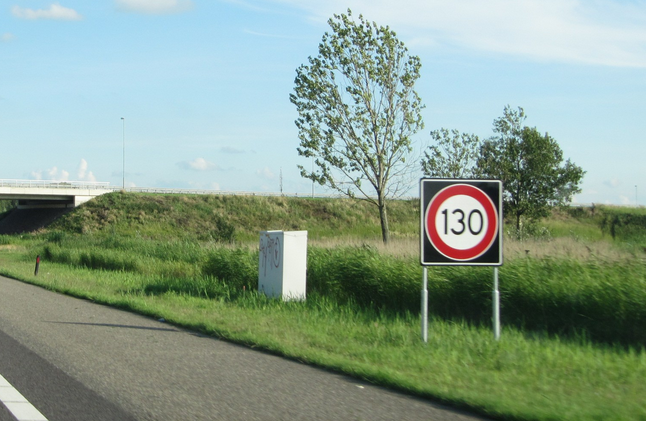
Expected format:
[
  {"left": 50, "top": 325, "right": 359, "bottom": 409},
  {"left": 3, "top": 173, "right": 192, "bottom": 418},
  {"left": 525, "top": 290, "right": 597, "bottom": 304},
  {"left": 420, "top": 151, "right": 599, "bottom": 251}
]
[{"left": 441, "top": 209, "right": 483, "bottom": 236}]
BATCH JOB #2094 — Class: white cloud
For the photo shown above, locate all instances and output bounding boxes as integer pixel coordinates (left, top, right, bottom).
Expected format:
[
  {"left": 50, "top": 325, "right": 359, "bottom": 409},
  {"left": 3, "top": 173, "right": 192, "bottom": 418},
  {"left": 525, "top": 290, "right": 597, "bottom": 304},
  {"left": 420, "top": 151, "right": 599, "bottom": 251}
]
[
  {"left": 77, "top": 159, "right": 89, "bottom": 179},
  {"left": 12, "top": 3, "right": 83, "bottom": 21},
  {"left": 619, "top": 195, "right": 631, "bottom": 205},
  {"left": 49, "top": 167, "right": 69, "bottom": 180},
  {"left": 604, "top": 178, "right": 621, "bottom": 188},
  {"left": 266, "top": 0, "right": 646, "bottom": 67},
  {"left": 31, "top": 167, "right": 70, "bottom": 181},
  {"left": 177, "top": 157, "right": 218, "bottom": 171},
  {"left": 77, "top": 159, "right": 97, "bottom": 182},
  {"left": 115, "top": 0, "right": 194, "bottom": 14},
  {"left": 1, "top": 33, "right": 15, "bottom": 42},
  {"left": 256, "top": 167, "right": 275, "bottom": 179},
  {"left": 30, "top": 160, "right": 98, "bottom": 182}
]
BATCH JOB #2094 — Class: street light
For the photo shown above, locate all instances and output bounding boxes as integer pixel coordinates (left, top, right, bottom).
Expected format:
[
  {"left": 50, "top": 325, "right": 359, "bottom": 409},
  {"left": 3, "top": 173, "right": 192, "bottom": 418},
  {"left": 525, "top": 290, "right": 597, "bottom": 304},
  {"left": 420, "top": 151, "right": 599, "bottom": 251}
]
[
  {"left": 311, "top": 155, "right": 314, "bottom": 198},
  {"left": 121, "top": 117, "right": 125, "bottom": 189}
]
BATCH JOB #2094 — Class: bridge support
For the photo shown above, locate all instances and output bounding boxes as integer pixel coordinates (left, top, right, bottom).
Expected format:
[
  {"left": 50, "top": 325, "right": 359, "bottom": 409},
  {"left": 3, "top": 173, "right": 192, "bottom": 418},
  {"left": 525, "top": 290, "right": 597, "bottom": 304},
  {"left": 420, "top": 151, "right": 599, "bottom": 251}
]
[{"left": 0, "top": 180, "right": 113, "bottom": 209}]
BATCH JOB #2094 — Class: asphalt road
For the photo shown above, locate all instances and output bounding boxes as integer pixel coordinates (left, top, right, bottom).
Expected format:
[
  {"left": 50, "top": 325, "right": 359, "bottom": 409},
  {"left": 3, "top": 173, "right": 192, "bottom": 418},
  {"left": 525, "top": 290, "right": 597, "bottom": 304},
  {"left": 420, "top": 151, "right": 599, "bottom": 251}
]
[{"left": 0, "top": 275, "right": 491, "bottom": 421}]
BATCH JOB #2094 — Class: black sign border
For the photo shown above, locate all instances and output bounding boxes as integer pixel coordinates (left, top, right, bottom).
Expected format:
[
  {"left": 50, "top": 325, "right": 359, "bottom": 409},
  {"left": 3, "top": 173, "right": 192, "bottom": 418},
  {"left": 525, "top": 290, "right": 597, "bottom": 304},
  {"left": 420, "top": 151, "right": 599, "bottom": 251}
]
[{"left": 420, "top": 179, "right": 503, "bottom": 266}]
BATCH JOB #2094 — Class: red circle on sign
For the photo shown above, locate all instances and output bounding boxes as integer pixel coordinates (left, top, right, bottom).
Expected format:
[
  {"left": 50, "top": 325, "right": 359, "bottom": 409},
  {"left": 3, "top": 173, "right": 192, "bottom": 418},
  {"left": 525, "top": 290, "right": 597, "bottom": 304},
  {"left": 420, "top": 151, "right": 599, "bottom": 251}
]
[{"left": 425, "top": 184, "right": 498, "bottom": 261}]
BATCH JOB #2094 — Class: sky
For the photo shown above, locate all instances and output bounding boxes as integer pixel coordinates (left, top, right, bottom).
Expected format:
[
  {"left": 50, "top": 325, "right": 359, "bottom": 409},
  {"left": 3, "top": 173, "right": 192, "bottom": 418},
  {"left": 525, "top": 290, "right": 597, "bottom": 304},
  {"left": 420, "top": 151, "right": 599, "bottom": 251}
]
[{"left": 1, "top": 0, "right": 645, "bottom": 205}]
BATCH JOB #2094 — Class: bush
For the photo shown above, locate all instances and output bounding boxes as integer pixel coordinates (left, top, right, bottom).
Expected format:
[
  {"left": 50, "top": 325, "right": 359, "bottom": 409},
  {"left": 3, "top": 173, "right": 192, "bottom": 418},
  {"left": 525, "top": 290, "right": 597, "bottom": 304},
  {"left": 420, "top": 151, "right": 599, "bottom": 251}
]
[
  {"left": 598, "top": 206, "right": 646, "bottom": 243},
  {"left": 200, "top": 214, "right": 236, "bottom": 243}
]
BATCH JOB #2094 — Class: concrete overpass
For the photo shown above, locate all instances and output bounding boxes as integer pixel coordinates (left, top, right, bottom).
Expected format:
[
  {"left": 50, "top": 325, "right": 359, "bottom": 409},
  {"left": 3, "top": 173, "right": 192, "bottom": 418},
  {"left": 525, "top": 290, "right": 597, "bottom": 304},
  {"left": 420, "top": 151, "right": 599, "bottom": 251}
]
[{"left": 0, "top": 179, "right": 114, "bottom": 209}]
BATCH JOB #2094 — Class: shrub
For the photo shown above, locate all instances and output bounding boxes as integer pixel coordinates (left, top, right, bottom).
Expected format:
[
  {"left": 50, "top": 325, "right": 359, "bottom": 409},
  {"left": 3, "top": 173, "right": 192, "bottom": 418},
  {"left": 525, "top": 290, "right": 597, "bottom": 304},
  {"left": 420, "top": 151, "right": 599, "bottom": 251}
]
[{"left": 598, "top": 206, "right": 646, "bottom": 243}]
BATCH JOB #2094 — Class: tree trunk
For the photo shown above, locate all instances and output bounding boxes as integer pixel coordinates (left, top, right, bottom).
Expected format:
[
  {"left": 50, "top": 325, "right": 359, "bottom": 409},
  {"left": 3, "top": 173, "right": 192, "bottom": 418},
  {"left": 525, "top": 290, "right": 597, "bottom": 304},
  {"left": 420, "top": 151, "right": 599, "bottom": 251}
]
[{"left": 378, "top": 196, "right": 390, "bottom": 244}]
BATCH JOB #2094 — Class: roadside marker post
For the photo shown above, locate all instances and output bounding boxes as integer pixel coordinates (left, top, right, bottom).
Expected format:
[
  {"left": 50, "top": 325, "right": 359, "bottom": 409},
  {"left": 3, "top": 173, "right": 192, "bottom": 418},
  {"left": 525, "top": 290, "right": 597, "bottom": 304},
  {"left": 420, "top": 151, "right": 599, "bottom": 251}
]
[
  {"left": 34, "top": 255, "right": 40, "bottom": 276},
  {"left": 420, "top": 179, "right": 503, "bottom": 342}
]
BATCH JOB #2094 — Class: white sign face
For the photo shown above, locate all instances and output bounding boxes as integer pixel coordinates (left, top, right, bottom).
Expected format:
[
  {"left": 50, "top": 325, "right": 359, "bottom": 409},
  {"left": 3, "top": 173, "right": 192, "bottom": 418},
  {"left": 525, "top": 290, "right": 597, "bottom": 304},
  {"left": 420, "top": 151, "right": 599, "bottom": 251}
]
[
  {"left": 434, "top": 194, "right": 489, "bottom": 252},
  {"left": 421, "top": 180, "right": 502, "bottom": 266}
]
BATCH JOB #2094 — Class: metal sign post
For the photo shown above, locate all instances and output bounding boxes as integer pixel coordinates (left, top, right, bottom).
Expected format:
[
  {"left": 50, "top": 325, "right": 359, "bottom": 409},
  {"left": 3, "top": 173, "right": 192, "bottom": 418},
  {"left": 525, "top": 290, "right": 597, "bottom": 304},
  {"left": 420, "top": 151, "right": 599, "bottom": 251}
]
[
  {"left": 493, "top": 267, "right": 500, "bottom": 340},
  {"left": 422, "top": 267, "right": 428, "bottom": 343},
  {"left": 420, "top": 179, "right": 503, "bottom": 341}
]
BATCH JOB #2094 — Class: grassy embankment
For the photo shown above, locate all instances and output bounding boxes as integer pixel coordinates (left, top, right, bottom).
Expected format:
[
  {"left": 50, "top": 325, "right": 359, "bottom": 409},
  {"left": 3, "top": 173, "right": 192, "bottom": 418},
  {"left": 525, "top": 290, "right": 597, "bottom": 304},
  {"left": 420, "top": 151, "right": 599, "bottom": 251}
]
[{"left": 0, "top": 193, "right": 645, "bottom": 421}]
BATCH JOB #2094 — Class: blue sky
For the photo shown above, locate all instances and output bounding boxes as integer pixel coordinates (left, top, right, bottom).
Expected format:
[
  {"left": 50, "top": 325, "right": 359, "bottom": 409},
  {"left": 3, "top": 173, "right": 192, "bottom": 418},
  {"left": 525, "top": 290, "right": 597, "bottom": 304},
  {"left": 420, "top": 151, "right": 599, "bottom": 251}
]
[{"left": 1, "top": 0, "right": 645, "bottom": 205}]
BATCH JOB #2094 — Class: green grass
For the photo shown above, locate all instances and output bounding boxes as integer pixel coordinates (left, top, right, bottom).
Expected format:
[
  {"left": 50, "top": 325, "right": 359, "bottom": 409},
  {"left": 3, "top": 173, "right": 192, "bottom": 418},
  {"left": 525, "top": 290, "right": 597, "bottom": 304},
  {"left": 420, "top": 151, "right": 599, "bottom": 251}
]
[
  {"left": 2, "top": 196, "right": 646, "bottom": 420},
  {"left": 0, "top": 249, "right": 645, "bottom": 421},
  {"left": 29, "top": 233, "right": 646, "bottom": 346},
  {"left": 542, "top": 210, "right": 605, "bottom": 241},
  {"left": 45, "top": 192, "right": 418, "bottom": 242}
]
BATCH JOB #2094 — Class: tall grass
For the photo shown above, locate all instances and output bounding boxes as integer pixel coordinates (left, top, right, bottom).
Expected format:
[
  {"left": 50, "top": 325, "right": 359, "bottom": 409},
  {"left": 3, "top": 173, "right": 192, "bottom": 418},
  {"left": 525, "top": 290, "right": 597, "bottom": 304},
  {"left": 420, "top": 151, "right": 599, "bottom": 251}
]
[
  {"left": 18, "top": 198, "right": 646, "bottom": 346},
  {"left": 3, "top": 199, "right": 646, "bottom": 420},
  {"left": 500, "top": 258, "right": 646, "bottom": 344},
  {"left": 31, "top": 231, "right": 646, "bottom": 347},
  {"left": 1, "top": 250, "right": 645, "bottom": 421}
]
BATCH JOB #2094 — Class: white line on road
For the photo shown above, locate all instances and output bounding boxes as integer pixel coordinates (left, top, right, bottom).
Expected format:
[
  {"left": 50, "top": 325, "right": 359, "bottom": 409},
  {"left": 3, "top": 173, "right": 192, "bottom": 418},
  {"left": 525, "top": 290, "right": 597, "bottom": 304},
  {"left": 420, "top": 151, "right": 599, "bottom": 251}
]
[{"left": 0, "top": 374, "right": 48, "bottom": 421}]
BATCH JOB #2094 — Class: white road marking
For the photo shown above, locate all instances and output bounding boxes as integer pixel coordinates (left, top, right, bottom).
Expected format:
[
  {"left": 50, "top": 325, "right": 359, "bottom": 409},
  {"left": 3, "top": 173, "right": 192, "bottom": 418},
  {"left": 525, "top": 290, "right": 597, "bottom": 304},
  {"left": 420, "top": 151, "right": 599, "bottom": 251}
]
[{"left": 0, "top": 374, "right": 48, "bottom": 421}]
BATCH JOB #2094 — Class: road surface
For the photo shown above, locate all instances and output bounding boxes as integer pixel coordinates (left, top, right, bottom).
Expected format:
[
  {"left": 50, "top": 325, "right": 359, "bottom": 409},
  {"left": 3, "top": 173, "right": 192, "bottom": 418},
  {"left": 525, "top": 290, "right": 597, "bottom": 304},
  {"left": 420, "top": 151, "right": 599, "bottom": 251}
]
[{"left": 0, "top": 275, "right": 490, "bottom": 421}]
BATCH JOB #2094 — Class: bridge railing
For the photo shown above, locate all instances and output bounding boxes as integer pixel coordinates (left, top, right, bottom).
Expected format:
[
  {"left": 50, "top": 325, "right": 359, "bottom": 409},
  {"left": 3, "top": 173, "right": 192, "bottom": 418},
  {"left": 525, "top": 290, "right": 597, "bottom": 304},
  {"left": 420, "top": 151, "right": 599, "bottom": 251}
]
[
  {"left": 116, "top": 187, "right": 307, "bottom": 196},
  {"left": 0, "top": 179, "right": 111, "bottom": 190},
  {"left": 0, "top": 179, "right": 416, "bottom": 200}
]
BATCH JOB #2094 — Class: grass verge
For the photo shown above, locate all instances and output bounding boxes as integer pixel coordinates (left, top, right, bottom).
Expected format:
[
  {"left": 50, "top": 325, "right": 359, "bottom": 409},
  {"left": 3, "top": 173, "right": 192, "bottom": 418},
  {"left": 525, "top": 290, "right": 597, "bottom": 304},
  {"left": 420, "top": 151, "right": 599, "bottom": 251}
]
[
  {"left": 1, "top": 249, "right": 645, "bottom": 421},
  {"left": 34, "top": 235, "right": 646, "bottom": 346}
]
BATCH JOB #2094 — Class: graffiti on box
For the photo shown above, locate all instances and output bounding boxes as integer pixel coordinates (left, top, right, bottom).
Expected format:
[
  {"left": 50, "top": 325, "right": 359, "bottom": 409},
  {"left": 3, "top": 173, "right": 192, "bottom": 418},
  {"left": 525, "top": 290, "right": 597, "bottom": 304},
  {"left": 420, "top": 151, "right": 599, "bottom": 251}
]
[{"left": 259, "top": 233, "right": 281, "bottom": 277}]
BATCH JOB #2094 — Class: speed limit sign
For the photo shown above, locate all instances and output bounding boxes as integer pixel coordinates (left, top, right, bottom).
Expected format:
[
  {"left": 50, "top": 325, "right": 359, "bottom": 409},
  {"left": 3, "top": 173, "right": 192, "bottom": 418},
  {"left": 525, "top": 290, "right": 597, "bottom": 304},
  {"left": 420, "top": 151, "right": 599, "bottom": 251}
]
[{"left": 421, "top": 179, "right": 502, "bottom": 266}]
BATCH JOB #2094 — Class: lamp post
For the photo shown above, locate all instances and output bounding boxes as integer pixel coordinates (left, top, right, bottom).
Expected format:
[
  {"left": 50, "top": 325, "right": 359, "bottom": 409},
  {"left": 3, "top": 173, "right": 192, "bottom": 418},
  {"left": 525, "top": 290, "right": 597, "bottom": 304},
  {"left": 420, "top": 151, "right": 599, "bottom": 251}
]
[
  {"left": 311, "top": 156, "right": 314, "bottom": 198},
  {"left": 121, "top": 117, "right": 125, "bottom": 189}
]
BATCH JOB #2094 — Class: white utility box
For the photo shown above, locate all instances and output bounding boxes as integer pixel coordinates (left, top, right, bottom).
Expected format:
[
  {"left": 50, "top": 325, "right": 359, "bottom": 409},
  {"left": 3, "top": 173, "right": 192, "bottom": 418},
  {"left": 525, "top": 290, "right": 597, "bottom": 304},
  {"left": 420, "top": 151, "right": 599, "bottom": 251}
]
[{"left": 258, "top": 230, "right": 308, "bottom": 300}]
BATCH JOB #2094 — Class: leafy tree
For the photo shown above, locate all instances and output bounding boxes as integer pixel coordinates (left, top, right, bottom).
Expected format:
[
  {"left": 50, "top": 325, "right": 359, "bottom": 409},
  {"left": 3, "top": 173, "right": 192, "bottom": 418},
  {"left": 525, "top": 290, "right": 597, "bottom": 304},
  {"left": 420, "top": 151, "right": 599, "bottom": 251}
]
[
  {"left": 290, "top": 10, "right": 424, "bottom": 244},
  {"left": 478, "top": 105, "right": 585, "bottom": 233},
  {"left": 421, "top": 128, "right": 481, "bottom": 178}
]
